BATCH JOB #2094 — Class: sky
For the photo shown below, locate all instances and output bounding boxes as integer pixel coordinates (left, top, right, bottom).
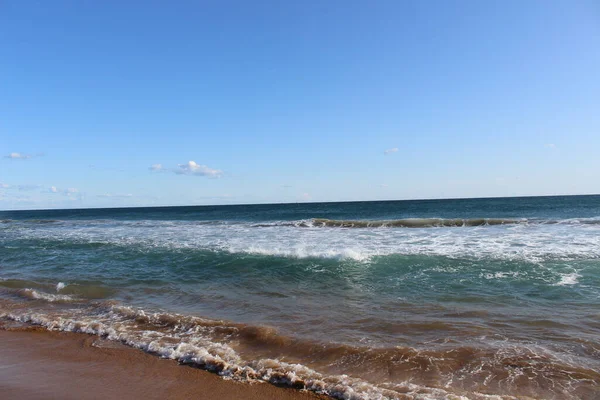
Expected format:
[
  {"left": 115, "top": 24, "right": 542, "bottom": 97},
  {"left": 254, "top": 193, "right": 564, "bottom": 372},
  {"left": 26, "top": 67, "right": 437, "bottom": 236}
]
[{"left": 1, "top": 0, "right": 599, "bottom": 210}]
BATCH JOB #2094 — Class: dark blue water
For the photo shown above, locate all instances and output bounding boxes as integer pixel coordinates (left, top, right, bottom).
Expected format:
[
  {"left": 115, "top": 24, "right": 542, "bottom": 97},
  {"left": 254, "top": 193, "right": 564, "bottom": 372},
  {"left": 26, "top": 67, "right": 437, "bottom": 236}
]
[
  {"left": 1, "top": 195, "right": 599, "bottom": 399},
  {"left": 2, "top": 194, "right": 599, "bottom": 221}
]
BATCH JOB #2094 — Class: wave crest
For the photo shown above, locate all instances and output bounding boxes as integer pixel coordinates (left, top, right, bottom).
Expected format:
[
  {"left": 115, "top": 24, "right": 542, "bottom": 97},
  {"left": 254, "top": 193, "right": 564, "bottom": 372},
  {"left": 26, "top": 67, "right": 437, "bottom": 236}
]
[
  {"left": 313, "top": 218, "right": 523, "bottom": 228},
  {"left": 254, "top": 218, "right": 525, "bottom": 229},
  {"left": 18, "top": 289, "right": 77, "bottom": 303}
]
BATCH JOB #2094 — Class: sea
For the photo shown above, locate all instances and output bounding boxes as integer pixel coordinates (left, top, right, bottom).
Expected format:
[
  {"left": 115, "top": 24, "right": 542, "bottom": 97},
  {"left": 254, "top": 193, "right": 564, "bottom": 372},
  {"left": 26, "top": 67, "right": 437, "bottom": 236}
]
[{"left": 1, "top": 195, "right": 599, "bottom": 399}]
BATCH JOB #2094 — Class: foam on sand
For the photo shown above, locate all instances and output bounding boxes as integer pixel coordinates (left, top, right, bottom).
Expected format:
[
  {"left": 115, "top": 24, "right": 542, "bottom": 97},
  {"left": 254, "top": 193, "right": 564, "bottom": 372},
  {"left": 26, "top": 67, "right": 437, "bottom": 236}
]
[{"left": 0, "top": 309, "right": 461, "bottom": 400}]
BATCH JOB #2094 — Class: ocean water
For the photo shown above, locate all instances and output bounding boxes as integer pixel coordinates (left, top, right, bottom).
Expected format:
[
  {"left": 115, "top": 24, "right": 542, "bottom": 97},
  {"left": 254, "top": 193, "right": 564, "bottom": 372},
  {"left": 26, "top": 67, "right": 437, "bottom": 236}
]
[{"left": 1, "top": 195, "right": 599, "bottom": 399}]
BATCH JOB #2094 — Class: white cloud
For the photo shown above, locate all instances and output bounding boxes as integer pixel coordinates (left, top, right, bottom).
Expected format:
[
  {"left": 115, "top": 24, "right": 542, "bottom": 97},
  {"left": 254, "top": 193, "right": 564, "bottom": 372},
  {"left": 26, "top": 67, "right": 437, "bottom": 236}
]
[
  {"left": 150, "top": 161, "right": 223, "bottom": 177},
  {"left": 49, "top": 186, "right": 80, "bottom": 197},
  {"left": 384, "top": 147, "right": 398, "bottom": 155},
  {"left": 0, "top": 183, "right": 10, "bottom": 188},
  {"left": 5, "top": 152, "right": 32, "bottom": 159},
  {"left": 300, "top": 192, "right": 312, "bottom": 201},
  {"left": 380, "top": 184, "right": 389, "bottom": 188},
  {"left": 545, "top": 143, "right": 556, "bottom": 148},
  {"left": 175, "top": 161, "right": 223, "bottom": 178}
]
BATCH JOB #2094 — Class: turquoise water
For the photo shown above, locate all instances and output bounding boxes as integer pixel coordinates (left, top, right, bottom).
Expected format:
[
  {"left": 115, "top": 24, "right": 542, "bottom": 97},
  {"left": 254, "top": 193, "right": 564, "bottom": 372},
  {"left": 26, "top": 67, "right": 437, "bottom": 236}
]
[{"left": 1, "top": 195, "right": 599, "bottom": 399}]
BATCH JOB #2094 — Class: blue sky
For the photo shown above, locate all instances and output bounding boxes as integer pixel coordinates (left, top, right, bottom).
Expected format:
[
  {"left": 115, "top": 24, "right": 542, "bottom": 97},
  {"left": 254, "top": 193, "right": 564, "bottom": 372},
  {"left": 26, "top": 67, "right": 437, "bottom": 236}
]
[{"left": 1, "top": 1, "right": 599, "bottom": 209}]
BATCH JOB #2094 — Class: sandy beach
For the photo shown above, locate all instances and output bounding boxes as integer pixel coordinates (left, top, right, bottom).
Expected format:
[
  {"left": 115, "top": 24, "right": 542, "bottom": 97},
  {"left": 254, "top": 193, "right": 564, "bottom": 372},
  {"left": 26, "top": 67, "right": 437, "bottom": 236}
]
[{"left": 0, "top": 325, "right": 326, "bottom": 400}]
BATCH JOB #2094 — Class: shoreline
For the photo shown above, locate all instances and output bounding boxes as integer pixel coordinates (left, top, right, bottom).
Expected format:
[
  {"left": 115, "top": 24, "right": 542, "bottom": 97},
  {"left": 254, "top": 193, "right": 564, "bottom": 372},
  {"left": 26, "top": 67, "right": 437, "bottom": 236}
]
[{"left": 0, "top": 325, "right": 328, "bottom": 400}]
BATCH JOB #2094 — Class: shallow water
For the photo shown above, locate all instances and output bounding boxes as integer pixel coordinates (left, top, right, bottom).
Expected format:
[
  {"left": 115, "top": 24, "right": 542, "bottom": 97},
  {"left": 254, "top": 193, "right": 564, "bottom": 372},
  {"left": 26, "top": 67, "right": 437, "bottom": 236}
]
[{"left": 1, "top": 195, "right": 599, "bottom": 399}]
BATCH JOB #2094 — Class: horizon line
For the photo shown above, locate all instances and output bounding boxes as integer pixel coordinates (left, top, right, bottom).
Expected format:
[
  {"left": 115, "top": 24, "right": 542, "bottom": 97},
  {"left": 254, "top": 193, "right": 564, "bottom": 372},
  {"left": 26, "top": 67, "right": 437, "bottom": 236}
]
[{"left": 1, "top": 192, "right": 598, "bottom": 213}]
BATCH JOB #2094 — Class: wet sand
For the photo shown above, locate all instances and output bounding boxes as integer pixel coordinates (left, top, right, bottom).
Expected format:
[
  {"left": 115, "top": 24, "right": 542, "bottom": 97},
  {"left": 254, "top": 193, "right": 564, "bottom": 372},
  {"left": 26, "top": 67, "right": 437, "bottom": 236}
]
[{"left": 0, "top": 328, "right": 327, "bottom": 400}]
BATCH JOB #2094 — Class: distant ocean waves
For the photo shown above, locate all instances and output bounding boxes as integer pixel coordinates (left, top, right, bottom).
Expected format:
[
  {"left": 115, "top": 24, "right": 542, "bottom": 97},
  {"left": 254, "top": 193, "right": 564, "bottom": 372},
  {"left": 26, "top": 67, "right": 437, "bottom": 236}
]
[
  {"left": 2, "top": 216, "right": 600, "bottom": 262},
  {"left": 5, "top": 216, "right": 600, "bottom": 228}
]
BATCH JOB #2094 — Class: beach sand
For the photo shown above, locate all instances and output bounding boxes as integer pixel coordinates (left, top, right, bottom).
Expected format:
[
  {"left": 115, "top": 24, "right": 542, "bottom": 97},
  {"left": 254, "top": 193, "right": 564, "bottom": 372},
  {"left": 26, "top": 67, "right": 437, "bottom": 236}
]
[{"left": 0, "top": 326, "right": 327, "bottom": 400}]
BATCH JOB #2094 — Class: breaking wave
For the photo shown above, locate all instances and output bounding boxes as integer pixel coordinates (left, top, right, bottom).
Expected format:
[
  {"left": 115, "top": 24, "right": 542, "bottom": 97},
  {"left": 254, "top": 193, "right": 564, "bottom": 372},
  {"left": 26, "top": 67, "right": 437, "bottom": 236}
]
[
  {"left": 0, "top": 307, "right": 451, "bottom": 400},
  {"left": 17, "top": 289, "right": 77, "bottom": 303},
  {"left": 4, "top": 215, "right": 600, "bottom": 262},
  {"left": 1, "top": 301, "right": 598, "bottom": 400},
  {"left": 303, "top": 218, "right": 523, "bottom": 228},
  {"left": 4, "top": 216, "right": 600, "bottom": 229}
]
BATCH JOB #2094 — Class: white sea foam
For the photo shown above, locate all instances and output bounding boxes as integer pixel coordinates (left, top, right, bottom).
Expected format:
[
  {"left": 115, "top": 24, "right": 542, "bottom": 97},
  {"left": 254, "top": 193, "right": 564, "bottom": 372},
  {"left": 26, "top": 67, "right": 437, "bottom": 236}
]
[
  {"left": 56, "top": 282, "right": 66, "bottom": 292},
  {"left": 5, "top": 218, "right": 600, "bottom": 263},
  {"left": 19, "top": 288, "right": 76, "bottom": 302},
  {"left": 231, "top": 245, "right": 371, "bottom": 261},
  {"left": 0, "top": 309, "right": 473, "bottom": 400},
  {"left": 553, "top": 272, "right": 581, "bottom": 286},
  {"left": 481, "top": 272, "right": 520, "bottom": 280}
]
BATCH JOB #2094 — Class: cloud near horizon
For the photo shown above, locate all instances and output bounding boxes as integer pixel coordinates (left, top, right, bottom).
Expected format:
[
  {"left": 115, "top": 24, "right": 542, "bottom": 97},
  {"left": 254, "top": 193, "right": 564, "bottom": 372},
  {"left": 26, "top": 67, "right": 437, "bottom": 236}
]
[
  {"left": 151, "top": 161, "right": 223, "bottom": 178},
  {"left": 49, "top": 186, "right": 80, "bottom": 196},
  {"left": 176, "top": 161, "right": 223, "bottom": 177},
  {"left": 5, "top": 152, "right": 32, "bottom": 159},
  {"left": 384, "top": 147, "right": 398, "bottom": 155}
]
